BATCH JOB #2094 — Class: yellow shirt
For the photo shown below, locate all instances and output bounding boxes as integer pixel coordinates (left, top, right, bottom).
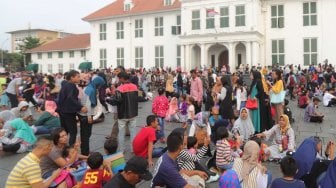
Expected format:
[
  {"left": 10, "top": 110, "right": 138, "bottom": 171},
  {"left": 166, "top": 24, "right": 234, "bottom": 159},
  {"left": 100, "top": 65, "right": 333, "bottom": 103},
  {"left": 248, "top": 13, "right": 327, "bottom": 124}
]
[
  {"left": 271, "top": 80, "right": 284, "bottom": 94},
  {"left": 0, "top": 77, "right": 6, "bottom": 93},
  {"left": 6, "top": 153, "right": 43, "bottom": 188}
]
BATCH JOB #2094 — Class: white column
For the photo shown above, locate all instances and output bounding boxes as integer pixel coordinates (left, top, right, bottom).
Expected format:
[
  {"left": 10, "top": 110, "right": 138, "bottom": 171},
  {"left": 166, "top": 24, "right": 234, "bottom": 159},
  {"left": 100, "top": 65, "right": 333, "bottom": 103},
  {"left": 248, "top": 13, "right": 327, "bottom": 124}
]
[
  {"left": 228, "top": 43, "right": 235, "bottom": 72},
  {"left": 181, "top": 45, "right": 185, "bottom": 70},
  {"left": 246, "top": 41, "right": 252, "bottom": 67},
  {"left": 252, "top": 41, "right": 260, "bottom": 67},
  {"left": 259, "top": 42, "right": 265, "bottom": 67},
  {"left": 185, "top": 44, "right": 190, "bottom": 71},
  {"left": 200, "top": 43, "right": 206, "bottom": 68}
]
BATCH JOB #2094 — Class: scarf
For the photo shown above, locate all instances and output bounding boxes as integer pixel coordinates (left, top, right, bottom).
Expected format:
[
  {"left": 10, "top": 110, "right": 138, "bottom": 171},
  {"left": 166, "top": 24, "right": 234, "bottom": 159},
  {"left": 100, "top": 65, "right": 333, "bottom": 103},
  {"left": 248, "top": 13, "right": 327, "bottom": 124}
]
[
  {"left": 279, "top": 114, "right": 290, "bottom": 135},
  {"left": 232, "top": 108, "right": 255, "bottom": 141},
  {"left": 241, "top": 141, "right": 260, "bottom": 181},
  {"left": 84, "top": 76, "right": 106, "bottom": 107},
  {"left": 9, "top": 118, "right": 37, "bottom": 144},
  {"left": 0, "top": 110, "right": 16, "bottom": 129},
  {"left": 293, "top": 137, "right": 318, "bottom": 179}
]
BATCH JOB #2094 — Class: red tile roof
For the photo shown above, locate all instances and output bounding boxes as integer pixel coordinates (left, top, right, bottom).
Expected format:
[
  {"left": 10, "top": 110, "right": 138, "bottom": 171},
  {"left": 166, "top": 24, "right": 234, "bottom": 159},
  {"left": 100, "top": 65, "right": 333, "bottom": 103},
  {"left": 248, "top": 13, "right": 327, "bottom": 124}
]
[
  {"left": 83, "top": 0, "right": 181, "bottom": 21},
  {"left": 28, "top": 34, "right": 90, "bottom": 53}
]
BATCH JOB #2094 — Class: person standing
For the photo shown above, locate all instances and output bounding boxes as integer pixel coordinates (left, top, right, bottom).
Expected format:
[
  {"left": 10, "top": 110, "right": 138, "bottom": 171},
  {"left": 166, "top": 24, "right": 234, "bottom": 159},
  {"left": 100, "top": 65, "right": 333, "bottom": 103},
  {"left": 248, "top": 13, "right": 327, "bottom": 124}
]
[
  {"left": 6, "top": 136, "right": 61, "bottom": 188},
  {"left": 152, "top": 88, "right": 169, "bottom": 143},
  {"left": 177, "top": 69, "right": 183, "bottom": 95},
  {"left": 190, "top": 69, "right": 203, "bottom": 114},
  {"left": 6, "top": 74, "right": 27, "bottom": 108},
  {"left": 56, "top": 70, "right": 87, "bottom": 146},
  {"left": 110, "top": 72, "right": 138, "bottom": 153},
  {"left": 268, "top": 69, "right": 285, "bottom": 123}
]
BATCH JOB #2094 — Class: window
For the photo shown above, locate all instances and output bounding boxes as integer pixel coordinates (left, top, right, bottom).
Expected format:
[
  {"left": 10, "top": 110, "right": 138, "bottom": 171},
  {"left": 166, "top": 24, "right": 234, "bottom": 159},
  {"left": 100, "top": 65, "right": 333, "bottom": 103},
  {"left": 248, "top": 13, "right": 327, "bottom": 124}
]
[
  {"left": 81, "top": 50, "right": 86, "bottom": 57},
  {"left": 47, "top": 64, "right": 52, "bottom": 73},
  {"left": 303, "top": 2, "right": 317, "bottom": 26},
  {"left": 172, "top": 15, "right": 181, "bottom": 35},
  {"left": 37, "top": 53, "right": 42, "bottom": 59},
  {"left": 58, "top": 52, "right": 63, "bottom": 58},
  {"left": 177, "top": 45, "right": 181, "bottom": 67},
  {"left": 58, "top": 64, "right": 63, "bottom": 73},
  {"left": 164, "top": 0, "right": 172, "bottom": 6},
  {"left": 220, "top": 7, "right": 229, "bottom": 28},
  {"left": 100, "top": 49, "right": 107, "bottom": 68},
  {"left": 135, "top": 47, "right": 143, "bottom": 68},
  {"left": 116, "top": 22, "right": 124, "bottom": 39},
  {"left": 235, "top": 5, "right": 245, "bottom": 26},
  {"left": 192, "top": 10, "right": 200, "bottom": 30},
  {"left": 99, "top": 23, "right": 107, "bottom": 40},
  {"left": 116, "top": 48, "right": 124, "bottom": 67},
  {"left": 154, "top": 17, "right": 164, "bottom": 36},
  {"left": 124, "top": 3, "right": 131, "bottom": 11},
  {"left": 155, "top": 46, "right": 164, "bottom": 68},
  {"left": 69, "top": 51, "right": 74, "bottom": 58},
  {"left": 48, "top": 52, "right": 52, "bottom": 59},
  {"left": 135, "top": 19, "right": 143, "bottom": 38},
  {"left": 271, "top": 5, "right": 284, "bottom": 28},
  {"left": 69, "top": 63, "right": 74, "bottom": 70},
  {"left": 272, "top": 40, "right": 285, "bottom": 66},
  {"left": 304, "top": 38, "right": 318, "bottom": 65},
  {"left": 206, "top": 8, "right": 215, "bottom": 29}
]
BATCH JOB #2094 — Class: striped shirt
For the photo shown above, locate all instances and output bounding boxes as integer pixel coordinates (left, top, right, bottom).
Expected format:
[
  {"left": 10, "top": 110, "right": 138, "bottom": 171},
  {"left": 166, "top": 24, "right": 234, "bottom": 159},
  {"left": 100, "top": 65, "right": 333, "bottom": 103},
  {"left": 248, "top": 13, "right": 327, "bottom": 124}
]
[
  {"left": 216, "top": 139, "right": 233, "bottom": 167},
  {"left": 233, "top": 158, "right": 259, "bottom": 188},
  {"left": 177, "top": 146, "right": 208, "bottom": 170},
  {"left": 6, "top": 152, "right": 43, "bottom": 188}
]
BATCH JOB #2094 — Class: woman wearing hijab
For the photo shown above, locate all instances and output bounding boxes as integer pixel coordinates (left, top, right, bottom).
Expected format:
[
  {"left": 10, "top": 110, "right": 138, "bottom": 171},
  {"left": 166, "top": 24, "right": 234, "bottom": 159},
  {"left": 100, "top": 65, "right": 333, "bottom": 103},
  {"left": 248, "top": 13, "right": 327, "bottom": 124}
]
[
  {"left": 11, "top": 101, "right": 34, "bottom": 124},
  {"left": 249, "top": 71, "right": 269, "bottom": 133},
  {"left": 0, "top": 118, "right": 36, "bottom": 153},
  {"left": 165, "top": 97, "right": 179, "bottom": 122},
  {"left": 33, "top": 100, "right": 61, "bottom": 135},
  {"left": 219, "top": 76, "right": 234, "bottom": 124},
  {"left": 78, "top": 76, "right": 105, "bottom": 155},
  {"left": 233, "top": 140, "right": 269, "bottom": 188},
  {"left": 256, "top": 114, "right": 295, "bottom": 160},
  {"left": 232, "top": 108, "right": 255, "bottom": 142}
]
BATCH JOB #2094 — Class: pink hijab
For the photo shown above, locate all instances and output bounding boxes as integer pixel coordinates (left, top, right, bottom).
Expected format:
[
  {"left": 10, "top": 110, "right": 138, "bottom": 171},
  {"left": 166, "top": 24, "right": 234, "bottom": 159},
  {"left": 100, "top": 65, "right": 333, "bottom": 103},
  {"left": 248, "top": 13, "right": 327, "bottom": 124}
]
[
  {"left": 166, "top": 97, "right": 178, "bottom": 117},
  {"left": 45, "top": 100, "right": 58, "bottom": 117}
]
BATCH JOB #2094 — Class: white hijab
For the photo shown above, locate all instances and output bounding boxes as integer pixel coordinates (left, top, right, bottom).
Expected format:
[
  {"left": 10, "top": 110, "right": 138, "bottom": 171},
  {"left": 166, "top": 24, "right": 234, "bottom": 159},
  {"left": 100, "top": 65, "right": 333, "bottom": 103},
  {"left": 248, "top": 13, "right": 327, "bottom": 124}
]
[{"left": 232, "top": 108, "right": 255, "bottom": 141}]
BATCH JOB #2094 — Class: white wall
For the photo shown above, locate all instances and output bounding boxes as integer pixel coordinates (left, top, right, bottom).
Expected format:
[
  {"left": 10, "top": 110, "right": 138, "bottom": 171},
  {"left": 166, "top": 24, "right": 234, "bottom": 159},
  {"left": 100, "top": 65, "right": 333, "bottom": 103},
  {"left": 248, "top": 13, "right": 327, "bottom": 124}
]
[
  {"left": 31, "top": 49, "right": 91, "bottom": 73},
  {"left": 89, "top": 9, "right": 181, "bottom": 69}
]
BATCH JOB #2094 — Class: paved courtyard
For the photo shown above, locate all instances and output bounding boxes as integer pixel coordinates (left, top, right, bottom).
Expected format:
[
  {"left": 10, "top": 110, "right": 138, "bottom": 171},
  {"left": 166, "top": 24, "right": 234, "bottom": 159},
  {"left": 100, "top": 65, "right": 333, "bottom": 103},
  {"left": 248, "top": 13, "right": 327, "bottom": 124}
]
[{"left": 0, "top": 97, "right": 335, "bottom": 187}]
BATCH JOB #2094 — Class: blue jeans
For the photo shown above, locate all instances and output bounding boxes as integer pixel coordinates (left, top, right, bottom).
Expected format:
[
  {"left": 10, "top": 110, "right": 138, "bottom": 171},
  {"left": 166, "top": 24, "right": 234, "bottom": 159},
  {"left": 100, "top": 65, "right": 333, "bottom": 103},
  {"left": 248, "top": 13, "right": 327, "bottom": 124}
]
[
  {"left": 118, "top": 117, "right": 136, "bottom": 153},
  {"left": 157, "top": 117, "right": 165, "bottom": 139},
  {"left": 152, "top": 147, "right": 166, "bottom": 158},
  {"left": 266, "top": 170, "right": 272, "bottom": 187},
  {"left": 35, "top": 126, "right": 54, "bottom": 135}
]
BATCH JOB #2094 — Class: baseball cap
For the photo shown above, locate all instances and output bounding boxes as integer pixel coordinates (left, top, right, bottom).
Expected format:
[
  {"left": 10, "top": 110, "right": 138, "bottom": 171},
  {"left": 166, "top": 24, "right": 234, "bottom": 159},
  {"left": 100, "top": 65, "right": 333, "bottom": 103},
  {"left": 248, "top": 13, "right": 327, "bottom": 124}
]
[{"left": 124, "top": 156, "right": 152, "bottom": 181}]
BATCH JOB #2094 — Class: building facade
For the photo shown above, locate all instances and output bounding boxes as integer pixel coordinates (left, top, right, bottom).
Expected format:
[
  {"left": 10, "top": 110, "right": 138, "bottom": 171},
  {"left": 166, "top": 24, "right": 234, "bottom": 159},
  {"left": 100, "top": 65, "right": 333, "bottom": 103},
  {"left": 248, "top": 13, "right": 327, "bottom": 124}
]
[
  {"left": 29, "top": 34, "right": 90, "bottom": 73},
  {"left": 7, "top": 29, "right": 72, "bottom": 53}
]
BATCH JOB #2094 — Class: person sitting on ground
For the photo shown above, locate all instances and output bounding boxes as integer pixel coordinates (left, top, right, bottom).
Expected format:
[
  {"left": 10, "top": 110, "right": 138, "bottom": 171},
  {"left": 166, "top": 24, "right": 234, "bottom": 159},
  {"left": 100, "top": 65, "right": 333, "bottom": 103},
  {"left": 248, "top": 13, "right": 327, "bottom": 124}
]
[
  {"left": 11, "top": 101, "right": 34, "bottom": 124},
  {"left": 81, "top": 152, "right": 112, "bottom": 188},
  {"left": 6, "top": 136, "right": 61, "bottom": 188},
  {"left": 323, "top": 88, "right": 336, "bottom": 107},
  {"left": 132, "top": 115, "right": 166, "bottom": 167},
  {"left": 232, "top": 107, "right": 255, "bottom": 142},
  {"left": 304, "top": 97, "right": 324, "bottom": 123},
  {"left": 208, "top": 106, "right": 223, "bottom": 127},
  {"left": 189, "top": 112, "right": 211, "bottom": 148},
  {"left": 103, "top": 138, "right": 126, "bottom": 175},
  {"left": 298, "top": 90, "right": 309, "bottom": 109},
  {"left": 152, "top": 128, "right": 208, "bottom": 188},
  {"left": 318, "top": 154, "right": 336, "bottom": 188},
  {"left": 216, "top": 126, "right": 235, "bottom": 172},
  {"left": 256, "top": 114, "right": 295, "bottom": 160},
  {"left": 165, "top": 97, "right": 180, "bottom": 122},
  {"left": 0, "top": 118, "right": 37, "bottom": 153},
  {"left": 32, "top": 100, "right": 61, "bottom": 135},
  {"left": 270, "top": 156, "right": 305, "bottom": 188},
  {"left": 103, "top": 156, "right": 152, "bottom": 188},
  {"left": 0, "top": 110, "right": 16, "bottom": 137}
]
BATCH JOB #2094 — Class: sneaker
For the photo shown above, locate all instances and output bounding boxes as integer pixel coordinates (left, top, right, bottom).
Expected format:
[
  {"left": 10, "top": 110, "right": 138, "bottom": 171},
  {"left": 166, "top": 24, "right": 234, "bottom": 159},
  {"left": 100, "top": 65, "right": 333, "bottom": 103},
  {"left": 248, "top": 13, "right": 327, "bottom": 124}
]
[{"left": 206, "top": 174, "right": 219, "bottom": 183}]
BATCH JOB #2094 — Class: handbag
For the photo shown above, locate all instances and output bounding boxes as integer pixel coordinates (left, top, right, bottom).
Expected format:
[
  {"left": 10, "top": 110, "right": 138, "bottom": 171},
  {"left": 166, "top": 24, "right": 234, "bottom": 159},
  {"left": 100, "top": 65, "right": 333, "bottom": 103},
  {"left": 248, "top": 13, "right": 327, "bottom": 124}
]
[
  {"left": 270, "top": 90, "right": 286, "bottom": 104},
  {"left": 246, "top": 98, "right": 258, "bottom": 110}
]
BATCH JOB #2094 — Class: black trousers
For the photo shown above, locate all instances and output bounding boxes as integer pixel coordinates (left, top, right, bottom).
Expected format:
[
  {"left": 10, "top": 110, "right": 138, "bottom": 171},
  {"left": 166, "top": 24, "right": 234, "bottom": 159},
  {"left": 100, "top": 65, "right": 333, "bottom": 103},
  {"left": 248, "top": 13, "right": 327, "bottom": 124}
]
[
  {"left": 78, "top": 115, "right": 92, "bottom": 156},
  {"left": 310, "top": 116, "right": 324, "bottom": 123},
  {"left": 23, "top": 93, "right": 37, "bottom": 106},
  {"left": 193, "top": 101, "right": 202, "bottom": 114},
  {"left": 327, "top": 98, "right": 336, "bottom": 107},
  {"left": 60, "top": 113, "right": 78, "bottom": 146},
  {"left": 6, "top": 92, "right": 18, "bottom": 107}
]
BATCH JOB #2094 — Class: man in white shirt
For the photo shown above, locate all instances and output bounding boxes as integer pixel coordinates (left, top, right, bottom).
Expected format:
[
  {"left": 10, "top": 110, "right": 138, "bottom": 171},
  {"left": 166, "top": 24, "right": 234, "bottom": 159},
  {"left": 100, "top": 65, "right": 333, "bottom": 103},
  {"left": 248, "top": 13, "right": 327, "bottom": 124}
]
[{"left": 323, "top": 88, "right": 336, "bottom": 107}]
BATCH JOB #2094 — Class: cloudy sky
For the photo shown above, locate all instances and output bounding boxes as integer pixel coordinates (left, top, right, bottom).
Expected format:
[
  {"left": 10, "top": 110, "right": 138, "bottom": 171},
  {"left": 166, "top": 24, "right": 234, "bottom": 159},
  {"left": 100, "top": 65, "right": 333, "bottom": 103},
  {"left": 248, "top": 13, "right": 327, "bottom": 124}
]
[{"left": 0, "top": 0, "right": 114, "bottom": 50}]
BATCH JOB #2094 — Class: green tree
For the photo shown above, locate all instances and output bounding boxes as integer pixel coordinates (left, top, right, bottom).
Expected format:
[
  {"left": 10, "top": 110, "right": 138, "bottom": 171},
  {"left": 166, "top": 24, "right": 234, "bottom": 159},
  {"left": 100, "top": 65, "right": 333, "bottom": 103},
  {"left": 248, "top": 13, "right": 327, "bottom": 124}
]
[{"left": 19, "top": 36, "right": 42, "bottom": 65}]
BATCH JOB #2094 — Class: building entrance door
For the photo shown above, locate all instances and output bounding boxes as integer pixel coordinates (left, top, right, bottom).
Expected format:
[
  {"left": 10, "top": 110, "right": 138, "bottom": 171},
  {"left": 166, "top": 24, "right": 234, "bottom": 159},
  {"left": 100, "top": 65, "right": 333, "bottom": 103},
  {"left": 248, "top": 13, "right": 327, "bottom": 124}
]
[{"left": 218, "top": 50, "right": 229, "bottom": 69}]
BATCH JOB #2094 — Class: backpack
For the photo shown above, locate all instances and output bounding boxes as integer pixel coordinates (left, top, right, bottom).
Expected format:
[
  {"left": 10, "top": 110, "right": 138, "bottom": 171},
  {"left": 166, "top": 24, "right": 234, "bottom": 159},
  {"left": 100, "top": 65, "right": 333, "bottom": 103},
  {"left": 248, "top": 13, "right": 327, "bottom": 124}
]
[{"left": 195, "top": 125, "right": 207, "bottom": 146}]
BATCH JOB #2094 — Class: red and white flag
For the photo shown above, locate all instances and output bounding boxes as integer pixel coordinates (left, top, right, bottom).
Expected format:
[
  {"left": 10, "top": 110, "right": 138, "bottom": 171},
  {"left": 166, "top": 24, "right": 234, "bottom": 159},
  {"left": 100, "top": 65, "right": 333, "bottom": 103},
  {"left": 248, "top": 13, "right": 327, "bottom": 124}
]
[{"left": 206, "top": 9, "right": 219, "bottom": 17}]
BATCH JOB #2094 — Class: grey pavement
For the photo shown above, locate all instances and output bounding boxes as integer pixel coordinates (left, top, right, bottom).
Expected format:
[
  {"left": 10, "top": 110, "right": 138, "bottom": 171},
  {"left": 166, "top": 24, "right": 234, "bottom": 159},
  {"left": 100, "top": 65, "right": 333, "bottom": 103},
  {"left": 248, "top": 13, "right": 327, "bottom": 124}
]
[{"left": 0, "top": 97, "right": 335, "bottom": 188}]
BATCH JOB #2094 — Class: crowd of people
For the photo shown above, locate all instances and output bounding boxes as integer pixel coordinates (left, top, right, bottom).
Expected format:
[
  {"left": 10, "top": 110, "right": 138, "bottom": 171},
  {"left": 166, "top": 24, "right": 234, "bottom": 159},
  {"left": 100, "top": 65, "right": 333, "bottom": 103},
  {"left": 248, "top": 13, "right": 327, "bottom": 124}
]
[{"left": 1, "top": 62, "right": 336, "bottom": 188}]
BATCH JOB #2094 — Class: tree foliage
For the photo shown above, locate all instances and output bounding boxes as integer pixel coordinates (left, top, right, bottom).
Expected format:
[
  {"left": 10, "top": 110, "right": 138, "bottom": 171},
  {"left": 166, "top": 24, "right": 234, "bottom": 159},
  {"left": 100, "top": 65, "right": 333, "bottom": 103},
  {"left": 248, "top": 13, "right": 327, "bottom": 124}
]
[{"left": 19, "top": 36, "right": 42, "bottom": 52}]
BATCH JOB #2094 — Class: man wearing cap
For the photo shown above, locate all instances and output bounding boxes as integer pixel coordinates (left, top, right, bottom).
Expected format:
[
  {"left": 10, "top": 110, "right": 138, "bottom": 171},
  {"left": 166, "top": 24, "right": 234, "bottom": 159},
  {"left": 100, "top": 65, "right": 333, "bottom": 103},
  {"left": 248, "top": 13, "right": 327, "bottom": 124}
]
[
  {"left": 304, "top": 97, "right": 324, "bottom": 123},
  {"left": 103, "top": 156, "right": 152, "bottom": 188}
]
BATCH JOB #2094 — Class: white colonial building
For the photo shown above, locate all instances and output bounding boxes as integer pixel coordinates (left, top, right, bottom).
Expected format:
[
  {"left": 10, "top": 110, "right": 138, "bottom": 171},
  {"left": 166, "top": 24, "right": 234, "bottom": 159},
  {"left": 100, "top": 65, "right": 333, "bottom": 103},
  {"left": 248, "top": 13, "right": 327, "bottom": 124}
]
[
  {"left": 29, "top": 34, "right": 91, "bottom": 73},
  {"left": 83, "top": 0, "right": 336, "bottom": 71}
]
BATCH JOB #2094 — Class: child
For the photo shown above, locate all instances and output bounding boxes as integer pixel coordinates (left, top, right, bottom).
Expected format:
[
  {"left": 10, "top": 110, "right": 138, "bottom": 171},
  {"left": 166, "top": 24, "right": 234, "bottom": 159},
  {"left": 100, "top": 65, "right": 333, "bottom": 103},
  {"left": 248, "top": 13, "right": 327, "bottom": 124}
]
[
  {"left": 0, "top": 84, "right": 10, "bottom": 110},
  {"left": 189, "top": 112, "right": 211, "bottom": 148},
  {"left": 186, "top": 95, "right": 195, "bottom": 125},
  {"left": 298, "top": 90, "right": 309, "bottom": 108},
  {"left": 152, "top": 87, "right": 169, "bottom": 143},
  {"left": 235, "top": 79, "right": 247, "bottom": 111},
  {"left": 177, "top": 94, "right": 188, "bottom": 122},
  {"left": 216, "top": 126, "right": 234, "bottom": 170},
  {"left": 82, "top": 152, "right": 112, "bottom": 188},
  {"left": 103, "top": 138, "right": 126, "bottom": 175},
  {"left": 270, "top": 156, "right": 305, "bottom": 188},
  {"left": 187, "top": 136, "right": 198, "bottom": 155},
  {"left": 209, "top": 106, "right": 223, "bottom": 127}
]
